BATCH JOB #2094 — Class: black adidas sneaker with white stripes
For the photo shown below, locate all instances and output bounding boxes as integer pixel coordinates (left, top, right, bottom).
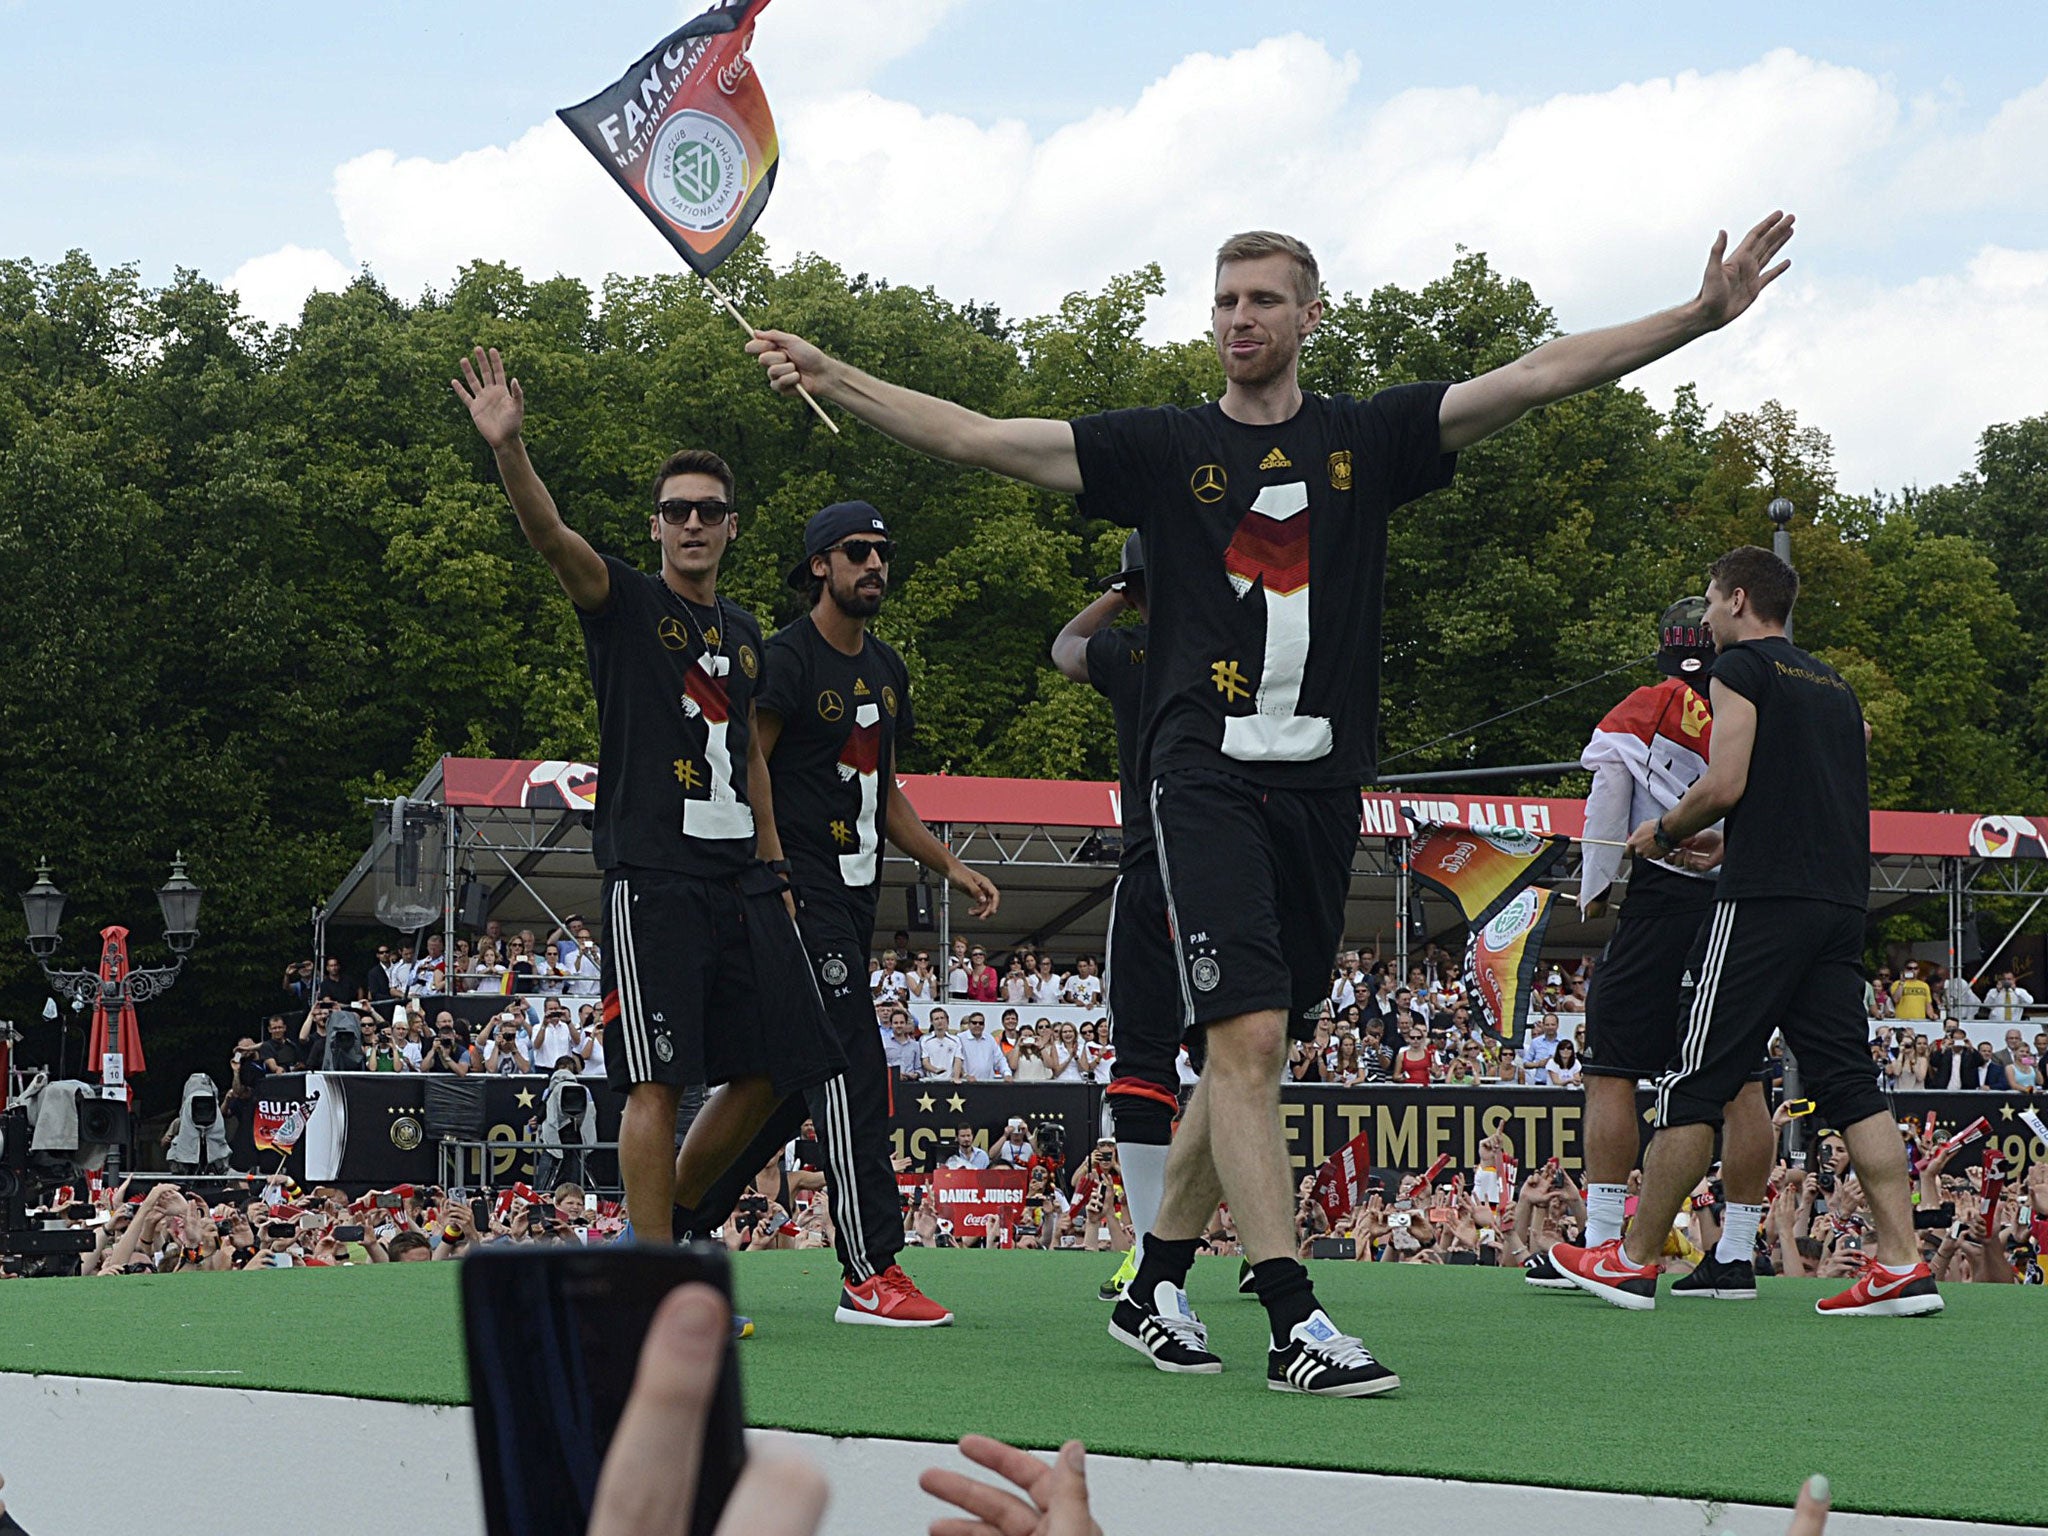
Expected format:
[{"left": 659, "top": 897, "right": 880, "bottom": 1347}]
[
  {"left": 1108, "top": 1281, "right": 1223, "bottom": 1373},
  {"left": 1267, "top": 1310, "right": 1400, "bottom": 1397},
  {"left": 1523, "top": 1251, "right": 1577, "bottom": 1290}
]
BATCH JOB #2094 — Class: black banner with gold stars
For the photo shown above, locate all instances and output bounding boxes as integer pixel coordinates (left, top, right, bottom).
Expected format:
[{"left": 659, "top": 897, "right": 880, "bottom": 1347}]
[{"left": 231, "top": 1075, "right": 2046, "bottom": 1193}]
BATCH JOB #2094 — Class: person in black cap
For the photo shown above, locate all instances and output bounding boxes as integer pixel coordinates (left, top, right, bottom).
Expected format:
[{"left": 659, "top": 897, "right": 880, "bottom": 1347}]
[
  {"left": 1530, "top": 594, "right": 1773, "bottom": 1298},
  {"left": 1052, "top": 533, "right": 1182, "bottom": 1307},
  {"left": 674, "top": 500, "right": 999, "bottom": 1327},
  {"left": 451, "top": 347, "right": 843, "bottom": 1249}
]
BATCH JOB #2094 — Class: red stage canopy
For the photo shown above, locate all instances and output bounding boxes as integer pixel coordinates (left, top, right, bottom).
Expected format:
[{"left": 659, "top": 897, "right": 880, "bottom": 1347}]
[{"left": 438, "top": 758, "right": 2044, "bottom": 861}]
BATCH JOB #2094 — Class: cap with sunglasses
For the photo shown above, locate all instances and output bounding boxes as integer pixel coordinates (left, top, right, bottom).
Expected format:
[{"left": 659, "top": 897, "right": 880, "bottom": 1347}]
[{"left": 786, "top": 500, "right": 893, "bottom": 588}]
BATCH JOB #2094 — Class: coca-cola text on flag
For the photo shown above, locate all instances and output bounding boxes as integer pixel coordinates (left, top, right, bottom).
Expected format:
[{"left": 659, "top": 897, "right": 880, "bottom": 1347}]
[{"left": 557, "top": 0, "right": 779, "bottom": 278}]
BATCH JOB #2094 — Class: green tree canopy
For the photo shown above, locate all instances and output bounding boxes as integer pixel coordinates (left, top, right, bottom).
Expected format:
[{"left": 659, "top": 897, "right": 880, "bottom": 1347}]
[{"left": 1, "top": 242, "right": 2039, "bottom": 1109}]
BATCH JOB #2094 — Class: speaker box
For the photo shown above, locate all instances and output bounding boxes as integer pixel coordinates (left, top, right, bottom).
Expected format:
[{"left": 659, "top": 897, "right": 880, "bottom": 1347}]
[
  {"left": 423, "top": 1077, "right": 487, "bottom": 1141},
  {"left": 905, "top": 882, "right": 935, "bottom": 933},
  {"left": 457, "top": 879, "right": 491, "bottom": 931}
]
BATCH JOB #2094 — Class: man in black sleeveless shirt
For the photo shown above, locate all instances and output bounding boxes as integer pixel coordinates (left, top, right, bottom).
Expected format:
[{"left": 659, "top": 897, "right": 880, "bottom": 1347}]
[
  {"left": 1551, "top": 546, "right": 1940, "bottom": 1318},
  {"left": 453, "top": 347, "right": 840, "bottom": 1248},
  {"left": 747, "top": 212, "right": 1797, "bottom": 1393}
]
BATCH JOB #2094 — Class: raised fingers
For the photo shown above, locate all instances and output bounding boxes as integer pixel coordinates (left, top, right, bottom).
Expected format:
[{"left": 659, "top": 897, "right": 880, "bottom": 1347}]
[{"left": 917, "top": 1467, "right": 1039, "bottom": 1536}]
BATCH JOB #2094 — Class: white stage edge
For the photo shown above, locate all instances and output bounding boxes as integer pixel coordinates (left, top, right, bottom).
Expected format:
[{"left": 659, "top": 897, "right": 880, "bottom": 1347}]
[{"left": 0, "top": 1373, "right": 2032, "bottom": 1536}]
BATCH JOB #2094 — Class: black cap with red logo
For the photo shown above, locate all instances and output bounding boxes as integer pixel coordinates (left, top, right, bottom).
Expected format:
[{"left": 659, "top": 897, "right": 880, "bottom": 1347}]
[{"left": 1658, "top": 596, "right": 1714, "bottom": 683}]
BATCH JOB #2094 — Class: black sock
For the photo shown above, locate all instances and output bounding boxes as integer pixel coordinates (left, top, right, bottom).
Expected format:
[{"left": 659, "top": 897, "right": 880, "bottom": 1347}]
[
  {"left": 1250, "top": 1257, "right": 1318, "bottom": 1345},
  {"left": 671, "top": 1202, "right": 702, "bottom": 1241},
  {"left": 1129, "top": 1234, "right": 1198, "bottom": 1304}
]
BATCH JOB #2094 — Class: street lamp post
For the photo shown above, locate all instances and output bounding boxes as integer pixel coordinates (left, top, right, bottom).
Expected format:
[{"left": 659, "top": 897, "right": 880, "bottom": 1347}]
[
  {"left": 1765, "top": 498, "right": 1804, "bottom": 1160},
  {"left": 18, "top": 856, "right": 203, "bottom": 1171}
]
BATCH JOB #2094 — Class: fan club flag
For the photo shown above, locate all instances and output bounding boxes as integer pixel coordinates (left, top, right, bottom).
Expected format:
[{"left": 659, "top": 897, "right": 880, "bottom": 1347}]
[
  {"left": 558, "top": 0, "right": 779, "bottom": 277},
  {"left": 1311, "top": 1128, "right": 1374, "bottom": 1228},
  {"left": 1464, "top": 886, "right": 1560, "bottom": 1037},
  {"left": 1406, "top": 817, "right": 1569, "bottom": 929},
  {"left": 254, "top": 1098, "right": 313, "bottom": 1153}
]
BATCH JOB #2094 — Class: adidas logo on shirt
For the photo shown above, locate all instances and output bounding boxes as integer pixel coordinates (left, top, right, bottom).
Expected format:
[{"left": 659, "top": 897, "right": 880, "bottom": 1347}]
[
  {"left": 854, "top": 677, "right": 871, "bottom": 695},
  {"left": 1259, "top": 447, "right": 1293, "bottom": 470}
]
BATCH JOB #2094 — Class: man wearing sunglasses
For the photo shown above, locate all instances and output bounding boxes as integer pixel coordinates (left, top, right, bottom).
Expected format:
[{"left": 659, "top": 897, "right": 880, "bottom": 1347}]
[
  {"left": 673, "top": 501, "right": 1000, "bottom": 1327},
  {"left": 452, "top": 346, "right": 842, "bottom": 1250}
]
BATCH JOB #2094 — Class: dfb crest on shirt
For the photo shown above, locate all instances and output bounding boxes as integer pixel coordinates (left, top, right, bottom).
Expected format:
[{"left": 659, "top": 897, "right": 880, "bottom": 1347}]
[{"left": 821, "top": 956, "right": 849, "bottom": 987}]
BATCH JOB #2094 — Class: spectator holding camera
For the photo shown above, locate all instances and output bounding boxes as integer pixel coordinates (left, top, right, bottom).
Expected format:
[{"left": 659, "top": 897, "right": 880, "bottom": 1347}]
[
  {"left": 991, "top": 1118, "right": 1035, "bottom": 1169},
  {"left": 484, "top": 1015, "right": 533, "bottom": 1074},
  {"left": 418, "top": 1012, "right": 480, "bottom": 1074},
  {"left": 529, "top": 999, "right": 578, "bottom": 1072},
  {"left": 1010, "top": 1023, "right": 1053, "bottom": 1082}
]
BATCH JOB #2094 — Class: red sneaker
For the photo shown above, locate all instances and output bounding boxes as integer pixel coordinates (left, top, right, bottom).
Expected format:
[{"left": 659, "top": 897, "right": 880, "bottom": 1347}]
[
  {"left": 1816, "top": 1259, "right": 1943, "bottom": 1317},
  {"left": 1549, "top": 1239, "right": 1660, "bottom": 1311},
  {"left": 834, "top": 1264, "right": 954, "bottom": 1328}
]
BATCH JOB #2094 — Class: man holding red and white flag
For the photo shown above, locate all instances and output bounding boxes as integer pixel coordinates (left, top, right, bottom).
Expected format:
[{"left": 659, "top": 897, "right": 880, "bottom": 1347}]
[{"left": 1526, "top": 597, "right": 1775, "bottom": 1299}]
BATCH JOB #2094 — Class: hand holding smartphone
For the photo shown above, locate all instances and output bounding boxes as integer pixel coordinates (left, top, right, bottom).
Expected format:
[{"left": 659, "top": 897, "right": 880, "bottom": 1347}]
[{"left": 463, "top": 1243, "right": 746, "bottom": 1536}]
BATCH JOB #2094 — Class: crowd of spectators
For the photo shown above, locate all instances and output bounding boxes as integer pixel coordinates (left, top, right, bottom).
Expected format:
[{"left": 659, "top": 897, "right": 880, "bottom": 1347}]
[
  {"left": 1871, "top": 1021, "right": 2045, "bottom": 1093},
  {"left": 265, "top": 924, "right": 2048, "bottom": 1102},
  {"left": 24, "top": 1087, "right": 2043, "bottom": 1283},
  {"left": 7, "top": 1173, "right": 623, "bottom": 1277}
]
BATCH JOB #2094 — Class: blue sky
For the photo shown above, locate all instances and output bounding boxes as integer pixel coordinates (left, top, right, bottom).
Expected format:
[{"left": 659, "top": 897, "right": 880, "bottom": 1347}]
[{"left": 6, "top": 2, "right": 2048, "bottom": 489}]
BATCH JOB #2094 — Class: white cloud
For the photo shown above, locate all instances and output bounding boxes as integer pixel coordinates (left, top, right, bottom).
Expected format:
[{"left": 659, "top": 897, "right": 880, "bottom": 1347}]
[
  {"left": 227, "top": 37, "right": 2048, "bottom": 488},
  {"left": 745, "top": 0, "right": 970, "bottom": 103},
  {"left": 226, "top": 244, "right": 354, "bottom": 327},
  {"left": 329, "top": 127, "right": 677, "bottom": 301},
  {"left": 1636, "top": 247, "right": 2048, "bottom": 493}
]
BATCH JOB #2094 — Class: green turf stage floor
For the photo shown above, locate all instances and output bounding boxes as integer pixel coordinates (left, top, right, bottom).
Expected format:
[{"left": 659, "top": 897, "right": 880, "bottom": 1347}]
[{"left": 1, "top": 1252, "right": 2035, "bottom": 1526}]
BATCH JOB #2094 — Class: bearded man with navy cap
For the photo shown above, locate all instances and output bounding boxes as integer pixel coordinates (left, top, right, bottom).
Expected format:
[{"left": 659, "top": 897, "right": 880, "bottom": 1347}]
[{"left": 675, "top": 500, "right": 1000, "bottom": 1327}]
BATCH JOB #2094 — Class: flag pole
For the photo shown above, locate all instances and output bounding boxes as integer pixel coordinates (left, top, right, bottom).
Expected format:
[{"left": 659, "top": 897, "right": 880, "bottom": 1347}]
[{"left": 698, "top": 273, "right": 839, "bottom": 435}]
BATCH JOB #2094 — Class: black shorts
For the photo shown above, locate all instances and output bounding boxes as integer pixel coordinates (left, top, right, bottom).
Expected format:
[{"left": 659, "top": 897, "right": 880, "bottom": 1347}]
[
  {"left": 1581, "top": 901, "right": 1719, "bottom": 1080},
  {"left": 1655, "top": 897, "right": 1886, "bottom": 1131},
  {"left": 1150, "top": 767, "right": 1358, "bottom": 1036},
  {"left": 1104, "top": 857, "right": 1190, "bottom": 1100},
  {"left": 601, "top": 866, "right": 762, "bottom": 1093},
  {"left": 602, "top": 865, "right": 842, "bottom": 1098}
]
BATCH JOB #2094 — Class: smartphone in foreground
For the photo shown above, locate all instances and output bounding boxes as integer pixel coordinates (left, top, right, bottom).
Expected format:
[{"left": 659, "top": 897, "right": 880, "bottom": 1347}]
[{"left": 462, "top": 1242, "right": 745, "bottom": 1536}]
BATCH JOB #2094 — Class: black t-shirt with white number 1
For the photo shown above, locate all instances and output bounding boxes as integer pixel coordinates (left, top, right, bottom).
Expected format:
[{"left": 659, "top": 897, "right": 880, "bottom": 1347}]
[
  {"left": 1084, "top": 622, "right": 1151, "bottom": 868},
  {"left": 1070, "top": 386, "right": 1455, "bottom": 790},
  {"left": 756, "top": 616, "right": 914, "bottom": 919},
  {"left": 575, "top": 554, "right": 765, "bottom": 876}
]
